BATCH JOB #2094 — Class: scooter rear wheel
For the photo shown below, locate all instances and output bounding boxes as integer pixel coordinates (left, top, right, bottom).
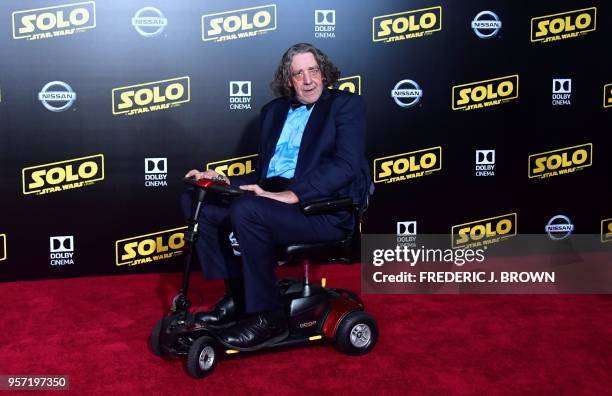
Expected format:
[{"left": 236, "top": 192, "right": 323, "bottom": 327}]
[{"left": 334, "top": 311, "right": 378, "bottom": 356}]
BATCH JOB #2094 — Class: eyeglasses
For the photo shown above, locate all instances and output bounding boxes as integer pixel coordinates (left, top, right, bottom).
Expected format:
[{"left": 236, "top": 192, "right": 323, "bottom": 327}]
[{"left": 291, "top": 66, "right": 321, "bottom": 81}]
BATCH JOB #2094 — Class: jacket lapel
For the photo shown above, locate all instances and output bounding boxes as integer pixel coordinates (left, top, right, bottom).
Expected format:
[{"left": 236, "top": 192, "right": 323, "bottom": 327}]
[
  {"left": 294, "top": 90, "right": 332, "bottom": 177},
  {"left": 260, "top": 99, "right": 290, "bottom": 180}
]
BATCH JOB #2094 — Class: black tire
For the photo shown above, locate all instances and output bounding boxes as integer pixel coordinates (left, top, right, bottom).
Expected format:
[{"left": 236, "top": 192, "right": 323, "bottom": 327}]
[
  {"left": 334, "top": 311, "right": 378, "bottom": 356},
  {"left": 187, "top": 336, "right": 218, "bottom": 379},
  {"left": 150, "top": 319, "right": 164, "bottom": 357}
]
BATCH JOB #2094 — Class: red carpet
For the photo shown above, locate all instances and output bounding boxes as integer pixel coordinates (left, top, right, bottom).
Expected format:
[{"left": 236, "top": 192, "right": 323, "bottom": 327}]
[{"left": 1, "top": 265, "right": 611, "bottom": 395}]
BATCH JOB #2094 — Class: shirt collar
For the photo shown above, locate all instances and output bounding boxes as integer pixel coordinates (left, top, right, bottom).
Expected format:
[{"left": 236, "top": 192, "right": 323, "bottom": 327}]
[
  {"left": 290, "top": 98, "right": 314, "bottom": 110},
  {"left": 288, "top": 89, "right": 330, "bottom": 110}
]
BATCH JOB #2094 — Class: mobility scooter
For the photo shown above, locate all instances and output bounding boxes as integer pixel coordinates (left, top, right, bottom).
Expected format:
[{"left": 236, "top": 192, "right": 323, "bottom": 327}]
[{"left": 150, "top": 177, "right": 378, "bottom": 378}]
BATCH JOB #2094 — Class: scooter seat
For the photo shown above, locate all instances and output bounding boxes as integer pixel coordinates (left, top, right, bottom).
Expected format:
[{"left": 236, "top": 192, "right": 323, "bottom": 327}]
[{"left": 279, "top": 235, "right": 353, "bottom": 263}]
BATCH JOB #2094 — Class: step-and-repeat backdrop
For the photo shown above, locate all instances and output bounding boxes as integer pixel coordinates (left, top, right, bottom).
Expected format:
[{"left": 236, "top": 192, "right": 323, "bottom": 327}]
[{"left": 0, "top": 0, "right": 610, "bottom": 281}]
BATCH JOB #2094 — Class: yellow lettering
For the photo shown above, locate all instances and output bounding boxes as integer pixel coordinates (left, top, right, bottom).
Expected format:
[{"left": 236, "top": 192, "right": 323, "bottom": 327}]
[
  {"left": 122, "top": 242, "right": 138, "bottom": 260},
  {"left": 497, "top": 219, "right": 512, "bottom": 235},
  {"left": 457, "top": 88, "right": 471, "bottom": 105},
  {"left": 36, "top": 12, "right": 56, "bottom": 31},
  {"left": 118, "top": 91, "right": 134, "bottom": 110},
  {"left": 168, "top": 233, "right": 185, "bottom": 250},
  {"left": 165, "top": 83, "right": 184, "bottom": 100},
  {"left": 378, "top": 20, "right": 392, "bottom": 37},
  {"left": 19, "top": 15, "right": 37, "bottom": 33},
  {"left": 572, "top": 149, "right": 587, "bottom": 165},
  {"left": 253, "top": 11, "right": 271, "bottom": 28},
  {"left": 138, "top": 239, "right": 156, "bottom": 256},
  {"left": 419, "top": 12, "right": 437, "bottom": 29},
  {"left": 535, "top": 20, "right": 549, "bottom": 37},
  {"left": 29, "top": 170, "right": 46, "bottom": 188},
  {"left": 156, "top": 236, "right": 169, "bottom": 253},
  {"left": 208, "top": 17, "right": 223, "bottom": 35},
  {"left": 379, "top": 161, "right": 393, "bottom": 178},
  {"left": 575, "top": 13, "right": 591, "bottom": 29},
  {"left": 456, "top": 228, "right": 470, "bottom": 245},
  {"left": 533, "top": 157, "right": 546, "bottom": 173},
  {"left": 134, "top": 89, "right": 154, "bottom": 106},
  {"left": 338, "top": 82, "right": 356, "bottom": 93}
]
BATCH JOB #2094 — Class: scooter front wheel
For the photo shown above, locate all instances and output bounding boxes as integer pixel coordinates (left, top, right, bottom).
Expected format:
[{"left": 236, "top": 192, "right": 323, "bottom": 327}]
[
  {"left": 150, "top": 319, "right": 164, "bottom": 357},
  {"left": 187, "top": 336, "right": 218, "bottom": 378}
]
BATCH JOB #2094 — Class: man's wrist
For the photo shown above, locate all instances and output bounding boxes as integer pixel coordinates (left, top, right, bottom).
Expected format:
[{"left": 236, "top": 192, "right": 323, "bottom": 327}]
[{"left": 285, "top": 190, "right": 299, "bottom": 204}]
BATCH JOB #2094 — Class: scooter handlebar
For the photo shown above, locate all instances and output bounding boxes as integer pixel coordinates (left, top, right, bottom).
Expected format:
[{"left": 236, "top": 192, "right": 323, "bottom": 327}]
[{"left": 183, "top": 177, "right": 246, "bottom": 196}]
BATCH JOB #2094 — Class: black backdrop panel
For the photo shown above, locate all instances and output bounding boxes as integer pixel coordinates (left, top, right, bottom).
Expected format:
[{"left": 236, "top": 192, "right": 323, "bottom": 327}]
[{"left": 0, "top": 0, "right": 610, "bottom": 281}]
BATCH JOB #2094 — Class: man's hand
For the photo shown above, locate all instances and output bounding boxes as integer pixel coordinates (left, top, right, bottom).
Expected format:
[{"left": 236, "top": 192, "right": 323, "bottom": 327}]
[
  {"left": 184, "top": 169, "right": 230, "bottom": 184},
  {"left": 240, "top": 185, "right": 299, "bottom": 204}
]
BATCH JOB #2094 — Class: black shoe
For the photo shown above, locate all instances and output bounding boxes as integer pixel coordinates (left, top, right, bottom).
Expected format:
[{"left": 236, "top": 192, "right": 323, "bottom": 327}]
[
  {"left": 195, "top": 278, "right": 244, "bottom": 327},
  {"left": 194, "top": 295, "right": 237, "bottom": 327},
  {"left": 218, "top": 310, "right": 288, "bottom": 351}
]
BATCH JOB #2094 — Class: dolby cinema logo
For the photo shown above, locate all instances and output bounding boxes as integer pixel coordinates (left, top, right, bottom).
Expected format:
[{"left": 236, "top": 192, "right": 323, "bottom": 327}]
[
  {"left": 229, "top": 81, "right": 252, "bottom": 110},
  {"left": 49, "top": 236, "right": 75, "bottom": 266},
  {"left": 145, "top": 158, "right": 167, "bottom": 187},
  {"left": 314, "top": 10, "right": 335, "bottom": 38},
  {"left": 132, "top": 7, "right": 167, "bottom": 37},
  {"left": 475, "top": 150, "right": 495, "bottom": 176},
  {"left": 391, "top": 80, "right": 422, "bottom": 108},
  {"left": 471, "top": 11, "right": 502, "bottom": 38},
  {"left": 552, "top": 78, "right": 571, "bottom": 106},
  {"left": 38, "top": 81, "right": 76, "bottom": 112},
  {"left": 397, "top": 221, "right": 417, "bottom": 247}
]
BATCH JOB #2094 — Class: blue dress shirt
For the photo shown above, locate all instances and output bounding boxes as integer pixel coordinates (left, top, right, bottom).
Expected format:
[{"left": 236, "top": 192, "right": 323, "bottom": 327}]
[{"left": 266, "top": 104, "right": 314, "bottom": 178}]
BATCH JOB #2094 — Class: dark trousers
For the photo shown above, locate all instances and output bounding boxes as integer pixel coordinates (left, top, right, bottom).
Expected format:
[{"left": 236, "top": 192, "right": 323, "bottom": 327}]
[{"left": 180, "top": 190, "right": 348, "bottom": 313}]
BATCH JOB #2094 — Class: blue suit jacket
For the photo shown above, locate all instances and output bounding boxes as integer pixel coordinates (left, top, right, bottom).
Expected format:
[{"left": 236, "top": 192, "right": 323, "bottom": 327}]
[{"left": 230, "top": 89, "right": 370, "bottom": 212}]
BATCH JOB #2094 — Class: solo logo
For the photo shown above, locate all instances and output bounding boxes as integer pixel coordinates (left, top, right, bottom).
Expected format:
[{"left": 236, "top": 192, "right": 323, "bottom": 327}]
[
  {"left": 604, "top": 83, "right": 612, "bottom": 109},
  {"left": 145, "top": 158, "right": 167, "bottom": 187},
  {"left": 374, "top": 146, "right": 442, "bottom": 184},
  {"left": 50, "top": 236, "right": 74, "bottom": 266},
  {"left": 229, "top": 81, "right": 252, "bottom": 110},
  {"left": 206, "top": 154, "right": 257, "bottom": 177},
  {"left": 38, "top": 81, "right": 76, "bottom": 112},
  {"left": 531, "top": 7, "right": 596, "bottom": 43},
  {"left": 601, "top": 218, "right": 612, "bottom": 243},
  {"left": 373, "top": 6, "right": 442, "bottom": 43},
  {"left": 528, "top": 143, "right": 592, "bottom": 179},
  {"left": 202, "top": 4, "right": 277, "bottom": 43},
  {"left": 116, "top": 227, "right": 187, "bottom": 267},
  {"left": 335, "top": 75, "right": 361, "bottom": 95},
  {"left": 132, "top": 7, "right": 167, "bottom": 37},
  {"left": 112, "top": 76, "right": 190, "bottom": 116},
  {"left": 453, "top": 75, "right": 518, "bottom": 111},
  {"left": 12, "top": 1, "right": 96, "bottom": 40},
  {"left": 475, "top": 150, "right": 495, "bottom": 177},
  {"left": 314, "top": 9, "right": 335, "bottom": 39},
  {"left": 22, "top": 154, "right": 104, "bottom": 196},
  {"left": 452, "top": 213, "right": 517, "bottom": 249},
  {"left": 0, "top": 234, "right": 6, "bottom": 261}
]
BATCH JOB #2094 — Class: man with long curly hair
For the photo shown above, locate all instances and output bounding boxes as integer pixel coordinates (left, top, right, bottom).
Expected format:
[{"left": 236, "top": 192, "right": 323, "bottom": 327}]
[{"left": 184, "top": 43, "right": 369, "bottom": 349}]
